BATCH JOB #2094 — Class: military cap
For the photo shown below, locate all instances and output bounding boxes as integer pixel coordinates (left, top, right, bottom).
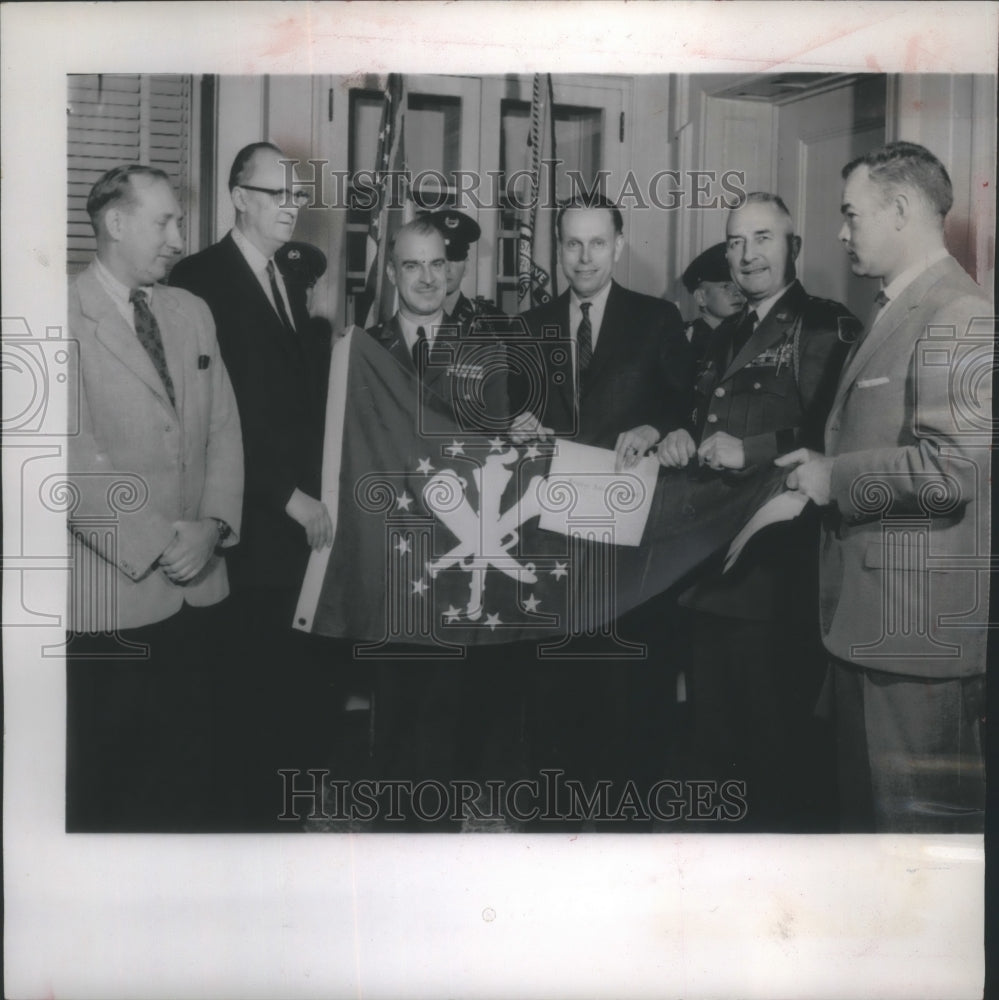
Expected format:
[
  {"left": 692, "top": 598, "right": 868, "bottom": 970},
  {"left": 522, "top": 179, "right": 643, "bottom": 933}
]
[
  {"left": 276, "top": 241, "right": 327, "bottom": 287},
  {"left": 682, "top": 242, "right": 732, "bottom": 293},
  {"left": 423, "top": 209, "right": 482, "bottom": 262}
]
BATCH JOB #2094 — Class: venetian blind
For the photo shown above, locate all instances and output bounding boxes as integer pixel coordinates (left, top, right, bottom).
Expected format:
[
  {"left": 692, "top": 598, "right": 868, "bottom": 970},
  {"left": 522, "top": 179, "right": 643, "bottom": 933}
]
[{"left": 67, "top": 74, "right": 192, "bottom": 274}]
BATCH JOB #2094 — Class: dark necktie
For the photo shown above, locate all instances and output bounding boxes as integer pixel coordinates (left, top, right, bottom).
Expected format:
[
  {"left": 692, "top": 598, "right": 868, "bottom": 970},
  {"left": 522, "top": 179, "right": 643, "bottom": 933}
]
[
  {"left": 266, "top": 259, "right": 296, "bottom": 335},
  {"left": 129, "top": 289, "right": 176, "bottom": 408},
  {"left": 731, "top": 308, "right": 758, "bottom": 358},
  {"left": 412, "top": 325, "right": 427, "bottom": 369},
  {"left": 577, "top": 301, "right": 593, "bottom": 374}
]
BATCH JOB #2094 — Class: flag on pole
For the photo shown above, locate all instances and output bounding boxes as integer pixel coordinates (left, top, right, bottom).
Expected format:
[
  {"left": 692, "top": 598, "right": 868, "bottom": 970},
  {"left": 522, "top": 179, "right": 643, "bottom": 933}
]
[
  {"left": 360, "top": 74, "right": 413, "bottom": 328},
  {"left": 294, "top": 327, "right": 791, "bottom": 649},
  {"left": 517, "top": 73, "right": 559, "bottom": 311}
]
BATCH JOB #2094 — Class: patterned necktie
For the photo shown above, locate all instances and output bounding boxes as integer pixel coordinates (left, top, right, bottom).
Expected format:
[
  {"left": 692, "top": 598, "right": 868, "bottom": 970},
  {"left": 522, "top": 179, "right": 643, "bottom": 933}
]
[
  {"left": 412, "top": 325, "right": 427, "bottom": 369},
  {"left": 577, "top": 301, "right": 593, "bottom": 374},
  {"left": 266, "top": 259, "right": 296, "bottom": 335},
  {"left": 129, "top": 289, "right": 176, "bottom": 408},
  {"left": 731, "top": 308, "right": 758, "bottom": 358}
]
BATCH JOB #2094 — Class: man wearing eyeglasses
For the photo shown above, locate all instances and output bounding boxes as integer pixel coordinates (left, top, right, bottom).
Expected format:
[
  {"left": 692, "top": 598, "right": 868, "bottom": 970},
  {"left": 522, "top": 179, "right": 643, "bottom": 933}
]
[{"left": 171, "top": 141, "right": 336, "bottom": 829}]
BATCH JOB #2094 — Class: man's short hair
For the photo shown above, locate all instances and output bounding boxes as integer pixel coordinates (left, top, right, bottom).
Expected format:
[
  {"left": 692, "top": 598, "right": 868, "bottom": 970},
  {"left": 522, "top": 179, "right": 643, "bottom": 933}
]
[
  {"left": 842, "top": 141, "right": 953, "bottom": 218},
  {"left": 734, "top": 191, "right": 794, "bottom": 224},
  {"left": 86, "top": 165, "right": 170, "bottom": 231},
  {"left": 228, "top": 141, "right": 284, "bottom": 191},
  {"left": 555, "top": 194, "right": 624, "bottom": 240},
  {"left": 387, "top": 216, "right": 445, "bottom": 257}
]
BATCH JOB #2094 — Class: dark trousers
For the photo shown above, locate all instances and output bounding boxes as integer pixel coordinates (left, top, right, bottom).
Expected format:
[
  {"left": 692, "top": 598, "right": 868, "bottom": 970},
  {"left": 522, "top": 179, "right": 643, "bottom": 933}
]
[
  {"left": 66, "top": 602, "right": 229, "bottom": 832},
  {"left": 827, "top": 657, "right": 985, "bottom": 833},
  {"left": 686, "top": 610, "right": 836, "bottom": 831},
  {"left": 222, "top": 586, "right": 347, "bottom": 830}
]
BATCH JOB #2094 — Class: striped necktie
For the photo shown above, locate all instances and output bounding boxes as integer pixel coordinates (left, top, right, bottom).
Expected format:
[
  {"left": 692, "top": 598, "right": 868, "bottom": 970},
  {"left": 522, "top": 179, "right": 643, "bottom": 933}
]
[{"left": 577, "top": 301, "right": 593, "bottom": 373}]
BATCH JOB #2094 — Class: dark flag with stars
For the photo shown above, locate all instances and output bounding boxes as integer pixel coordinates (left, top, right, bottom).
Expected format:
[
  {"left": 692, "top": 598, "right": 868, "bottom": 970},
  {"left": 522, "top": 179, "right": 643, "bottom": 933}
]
[{"left": 294, "top": 327, "right": 790, "bottom": 650}]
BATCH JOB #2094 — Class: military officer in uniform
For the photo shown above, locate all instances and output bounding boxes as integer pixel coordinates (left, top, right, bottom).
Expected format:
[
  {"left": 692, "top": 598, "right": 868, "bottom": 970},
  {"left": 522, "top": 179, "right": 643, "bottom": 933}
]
[
  {"left": 658, "top": 192, "right": 859, "bottom": 830},
  {"left": 680, "top": 241, "right": 745, "bottom": 362},
  {"left": 365, "top": 217, "right": 511, "bottom": 821}
]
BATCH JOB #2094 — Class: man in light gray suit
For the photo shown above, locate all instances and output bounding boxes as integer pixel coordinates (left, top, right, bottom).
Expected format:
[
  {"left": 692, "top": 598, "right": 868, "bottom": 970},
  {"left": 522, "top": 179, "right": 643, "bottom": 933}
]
[
  {"left": 66, "top": 165, "right": 243, "bottom": 830},
  {"left": 778, "top": 142, "right": 992, "bottom": 832}
]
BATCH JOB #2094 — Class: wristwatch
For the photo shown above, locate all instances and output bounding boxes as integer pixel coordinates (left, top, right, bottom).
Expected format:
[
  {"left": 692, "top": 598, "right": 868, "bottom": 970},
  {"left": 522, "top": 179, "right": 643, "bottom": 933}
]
[{"left": 211, "top": 517, "right": 232, "bottom": 544}]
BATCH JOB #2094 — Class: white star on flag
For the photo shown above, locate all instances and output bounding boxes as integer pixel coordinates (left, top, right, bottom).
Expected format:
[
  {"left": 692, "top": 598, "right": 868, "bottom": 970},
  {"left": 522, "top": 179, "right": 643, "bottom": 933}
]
[
  {"left": 551, "top": 562, "right": 568, "bottom": 580},
  {"left": 394, "top": 538, "right": 411, "bottom": 555},
  {"left": 485, "top": 613, "right": 502, "bottom": 631},
  {"left": 416, "top": 458, "right": 434, "bottom": 475},
  {"left": 446, "top": 440, "right": 466, "bottom": 457},
  {"left": 488, "top": 437, "right": 505, "bottom": 453},
  {"left": 523, "top": 594, "right": 541, "bottom": 613},
  {"left": 524, "top": 444, "right": 541, "bottom": 460},
  {"left": 443, "top": 605, "right": 462, "bottom": 622},
  {"left": 396, "top": 492, "right": 414, "bottom": 511},
  {"left": 411, "top": 578, "right": 428, "bottom": 596}
]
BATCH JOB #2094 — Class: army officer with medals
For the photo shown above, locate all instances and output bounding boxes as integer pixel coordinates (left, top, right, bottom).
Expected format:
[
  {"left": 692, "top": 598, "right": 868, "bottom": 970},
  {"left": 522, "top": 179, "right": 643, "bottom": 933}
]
[{"left": 658, "top": 191, "right": 858, "bottom": 830}]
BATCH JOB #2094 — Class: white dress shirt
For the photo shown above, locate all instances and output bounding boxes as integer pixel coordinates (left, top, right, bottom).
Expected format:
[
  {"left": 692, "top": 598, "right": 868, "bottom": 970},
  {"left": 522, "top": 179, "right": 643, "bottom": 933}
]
[
  {"left": 230, "top": 226, "right": 296, "bottom": 330},
  {"left": 397, "top": 310, "right": 444, "bottom": 354},
  {"left": 94, "top": 257, "right": 151, "bottom": 332}
]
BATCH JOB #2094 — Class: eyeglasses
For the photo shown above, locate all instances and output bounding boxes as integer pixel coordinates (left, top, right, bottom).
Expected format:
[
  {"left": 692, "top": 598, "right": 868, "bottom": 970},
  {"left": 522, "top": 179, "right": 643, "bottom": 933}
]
[{"left": 237, "top": 185, "right": 309, "bottom": 207}]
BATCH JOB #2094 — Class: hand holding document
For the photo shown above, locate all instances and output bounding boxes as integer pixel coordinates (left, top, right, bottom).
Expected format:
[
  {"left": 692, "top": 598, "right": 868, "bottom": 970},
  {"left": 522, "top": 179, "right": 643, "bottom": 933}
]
[
  {"left": 723, "top": 489, "right": 809, "bottom": 572},
  {"left": 538, "top": 440, "right": 659, "bottom": 546}
]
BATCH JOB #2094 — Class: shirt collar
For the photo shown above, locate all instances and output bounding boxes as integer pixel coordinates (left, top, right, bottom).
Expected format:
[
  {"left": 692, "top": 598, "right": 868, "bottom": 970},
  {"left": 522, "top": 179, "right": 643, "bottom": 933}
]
[
  {"left": 231, "top": 225, "right": 272, "bottom": 275},
  {"left": 747, "top": 282, "right": 792, "bottom": 324},
  {"left": 397, "top": 309, "right": 444, "bottom": 347},
  {"left": 94, "top": 257, "right": 152, "bottom": 308},
  {"left": 880, "top": 246, "right": 949, "bottom": 304},
  {"left": 570, "top": 279, "right": 613, "bottom": 314}
]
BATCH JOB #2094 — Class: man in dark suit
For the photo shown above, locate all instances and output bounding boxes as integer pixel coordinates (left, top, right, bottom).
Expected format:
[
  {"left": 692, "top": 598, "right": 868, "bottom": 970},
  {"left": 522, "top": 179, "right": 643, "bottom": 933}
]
[
  {"left": 66, "top": 165, "right": 243, "bottom": 831},
  {"left": 512, "top": 195, "right": 693, "bottom": 465},
  {"left": 680, "top": 241, "right": 745, "bottom": 363},
  {"left": 171, "top": 142, "right": 337, "bottom": 829},
  {"left": 511, "top": 196, "right": 693, "bottom": 822},
  {"left": 658, "top": 192, "right": 856, "bottom": 830},
  {"left": 778, "top": 143, "right": 991, "bottom": 832}
]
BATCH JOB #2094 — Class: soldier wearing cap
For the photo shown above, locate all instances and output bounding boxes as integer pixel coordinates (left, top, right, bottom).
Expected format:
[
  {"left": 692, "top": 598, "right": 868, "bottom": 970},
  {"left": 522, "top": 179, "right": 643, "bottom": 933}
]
[
  {"left": 276, "top": 240, "right": 327, "bottom": 294},
  {"left": 680, "top": 242, "right": 745, "bottom": 362},
  {"left": 423, "top": 209, "right": 506, "bottom": 332}
]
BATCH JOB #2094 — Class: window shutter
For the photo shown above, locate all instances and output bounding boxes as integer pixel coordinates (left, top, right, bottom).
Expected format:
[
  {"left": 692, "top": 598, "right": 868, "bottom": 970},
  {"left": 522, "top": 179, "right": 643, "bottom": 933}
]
[{"left": 67, "top": 74, "right": 192, "bottom": 275}]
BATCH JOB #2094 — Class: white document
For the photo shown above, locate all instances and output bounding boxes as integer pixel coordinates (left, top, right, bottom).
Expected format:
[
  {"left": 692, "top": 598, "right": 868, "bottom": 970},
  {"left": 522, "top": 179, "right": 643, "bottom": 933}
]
[
  {"left": 723, "top": 489, "right": 809, "bottom": 572},
  {"left": 537, "top": 440, "right": 659, "bottom": 546}
]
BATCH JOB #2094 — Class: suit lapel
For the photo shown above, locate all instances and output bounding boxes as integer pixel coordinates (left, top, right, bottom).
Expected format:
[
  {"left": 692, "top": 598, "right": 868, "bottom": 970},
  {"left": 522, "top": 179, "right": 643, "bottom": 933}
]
[
  {"left": 372, "top": 315, "right": 415, "bottom": 373},
  {"left": 580, "top": 282, "right": 625, "bottom": 399},
  {"left": 421, "top": 313, "right": 457, "bottom": 397},
  {"left": 829, "top": 256, "right": 956, "bottom": 417},
  {"left": 722, "top": 282, "right": 803, "bottom": 380},
  {"left": 78, "top": 263, "right": 176, "bottom": 413},
  {"left": 221, "top": 234, "right": 303, "bottom": 355}
]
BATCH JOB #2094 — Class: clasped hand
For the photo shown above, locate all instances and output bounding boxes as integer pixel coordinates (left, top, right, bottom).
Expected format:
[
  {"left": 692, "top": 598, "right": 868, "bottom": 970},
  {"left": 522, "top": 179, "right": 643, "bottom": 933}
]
[{"left": 160, "top": 519, "right": 218, "bottom": 584}]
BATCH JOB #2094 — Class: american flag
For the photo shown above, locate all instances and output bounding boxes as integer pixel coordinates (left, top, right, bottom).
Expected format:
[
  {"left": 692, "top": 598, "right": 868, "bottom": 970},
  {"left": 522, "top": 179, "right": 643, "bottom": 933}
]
[
  {"left": 517, "top": 73, "right": 559, "bottom": 311},
  {"left": 361, "top": 74, "right": 413, "bottom": 328}
]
